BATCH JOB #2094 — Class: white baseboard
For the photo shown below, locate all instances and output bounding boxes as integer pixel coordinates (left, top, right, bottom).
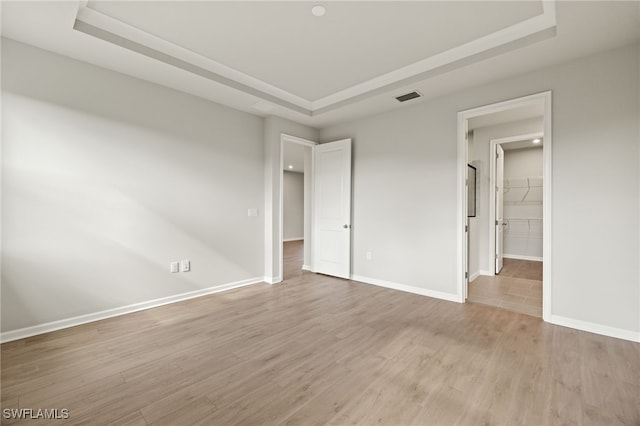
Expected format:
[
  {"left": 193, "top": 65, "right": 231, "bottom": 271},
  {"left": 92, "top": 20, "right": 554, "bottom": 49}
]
[
  {"left": 351, "top": 274, "right": 460, "bottom": 303},
  {"left": 0, "top": 277, "right": 264, "bottom": 343},
  {"left": 504, "top": 254, "right": 543, "bottom": 262},
  {"left": 264, "top": 275, "right": 282, "bottom": 284},
  {"left": 550, "top": 315, "right": 640, "bottom": 343},
  {"left": 302, "top": 264, "right": 311, "bottom": 271},
  {"left": 283, "top": 238, "right": 303, "bottom": 242},
  {"left": 469, "top": 271, "right": 494, "bottom": 282}
]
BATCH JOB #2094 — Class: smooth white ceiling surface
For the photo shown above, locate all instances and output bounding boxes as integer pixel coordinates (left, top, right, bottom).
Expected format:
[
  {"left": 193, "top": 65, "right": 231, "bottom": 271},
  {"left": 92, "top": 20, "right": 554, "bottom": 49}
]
[
  {"left": 283, "top": 142, "right": 307, "bottom": 173},
  {"left": 502, "top": 140, "right": 543, "bottom": 151},
  {"left": 2, "top": 1, "right": 639, "bottom": 128},
  {"left": 87, "top": 1, "right": 542, "bottom": 101}
]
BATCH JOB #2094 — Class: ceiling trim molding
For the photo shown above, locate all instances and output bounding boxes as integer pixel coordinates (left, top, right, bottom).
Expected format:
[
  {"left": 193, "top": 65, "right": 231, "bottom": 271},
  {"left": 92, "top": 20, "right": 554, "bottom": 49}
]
[
  {"left": 73, "top": 1, "right": 556, "bottom": 117},
  {"left": 310, "top": 2, "right": 557, "bottom": 110},
  {"left": 75, "top": 4, "right": 313, "bottom": 112}
]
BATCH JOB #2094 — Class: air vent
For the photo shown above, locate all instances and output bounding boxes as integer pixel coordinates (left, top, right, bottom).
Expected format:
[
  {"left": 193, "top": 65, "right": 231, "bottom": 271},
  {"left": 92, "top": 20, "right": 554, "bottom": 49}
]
[{"left": 395, "top": 91, "right": 422, "bottom": 103}]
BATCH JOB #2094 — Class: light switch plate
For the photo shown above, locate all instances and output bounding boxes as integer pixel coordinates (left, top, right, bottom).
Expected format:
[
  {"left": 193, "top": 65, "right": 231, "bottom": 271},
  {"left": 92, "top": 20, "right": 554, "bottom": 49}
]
[
  {"left": 170, "top": 262, "right": 179, "bottom": 273},
  {"left": 181, "top": 260, "right": 190, "bottom": 272}
]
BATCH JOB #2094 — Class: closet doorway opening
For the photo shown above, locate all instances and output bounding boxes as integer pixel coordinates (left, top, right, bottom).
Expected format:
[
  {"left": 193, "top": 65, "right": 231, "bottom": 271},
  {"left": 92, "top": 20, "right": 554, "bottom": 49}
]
[
  {"left": 468, "top": 133, "right": 545, "bottom": 316},
  {"left": 458, "top": 92, "right": 551, "bottom": 321}
]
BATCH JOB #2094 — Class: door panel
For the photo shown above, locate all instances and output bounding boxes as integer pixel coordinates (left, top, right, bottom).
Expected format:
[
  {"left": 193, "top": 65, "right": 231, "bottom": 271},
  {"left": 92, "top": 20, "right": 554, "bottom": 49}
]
[
  {"left": 313, "top": 139, "right": 352, "bottom": 279},
  {"left": 496, "top": 144, "right": 505, "bottom": 274}
]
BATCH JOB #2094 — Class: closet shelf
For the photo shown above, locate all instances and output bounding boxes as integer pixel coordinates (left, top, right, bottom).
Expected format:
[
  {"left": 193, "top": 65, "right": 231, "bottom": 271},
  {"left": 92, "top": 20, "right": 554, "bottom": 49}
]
[
  {"left": 503, "top": 217, "right": 543, "bottom": 233},
  {"left": 505, "top": 176, "right": 543, "bottom": 189},
  {"left": 504, "top": 176, "right": 543, "bottom": 203}
]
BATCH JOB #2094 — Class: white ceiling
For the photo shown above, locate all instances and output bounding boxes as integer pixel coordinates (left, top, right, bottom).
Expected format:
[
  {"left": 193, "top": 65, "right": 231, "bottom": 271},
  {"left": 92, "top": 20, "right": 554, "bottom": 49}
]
[
  {"left": 87, "top": 1, "right": 542, "bottom": 102},
  {"left": 2, "top": 1, "right": 639, "bottom": 128},
  {"left": 283, "top": 142, "right": 307, "bottom": 173},
  {"left": 502, "top": 139, "right": 543, "bottom": 151}
]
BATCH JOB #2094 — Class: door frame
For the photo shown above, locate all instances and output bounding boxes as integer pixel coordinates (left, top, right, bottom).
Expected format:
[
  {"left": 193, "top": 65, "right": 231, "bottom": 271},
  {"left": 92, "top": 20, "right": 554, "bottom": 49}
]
[
  {"left": 279, "top": 133, "right": 317, "bottom": 281},
  {"left": 489, "top": 132, "right": 544, "bottom": 275},
  {"left": 457, "top": 91, "right": 552, "bottom": 321}
]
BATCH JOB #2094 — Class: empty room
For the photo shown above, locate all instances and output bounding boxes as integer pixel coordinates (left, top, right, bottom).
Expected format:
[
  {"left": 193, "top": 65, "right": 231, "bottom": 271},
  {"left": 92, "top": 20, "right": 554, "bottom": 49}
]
[{"left": 1, "top": 1, "right": 639, "bottom": 425}]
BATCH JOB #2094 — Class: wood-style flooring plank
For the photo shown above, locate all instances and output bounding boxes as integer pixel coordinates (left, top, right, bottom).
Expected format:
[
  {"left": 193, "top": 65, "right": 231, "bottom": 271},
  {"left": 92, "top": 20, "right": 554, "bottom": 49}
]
[{"left": 1, "top": 242, "right": 638, "bottom": 425}]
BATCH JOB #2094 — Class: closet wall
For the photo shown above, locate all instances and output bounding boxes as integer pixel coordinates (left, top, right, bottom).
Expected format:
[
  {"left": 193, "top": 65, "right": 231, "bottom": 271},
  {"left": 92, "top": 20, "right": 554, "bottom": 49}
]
[{"left": 503, "top": 146, "right": 543, "bottom": 260}]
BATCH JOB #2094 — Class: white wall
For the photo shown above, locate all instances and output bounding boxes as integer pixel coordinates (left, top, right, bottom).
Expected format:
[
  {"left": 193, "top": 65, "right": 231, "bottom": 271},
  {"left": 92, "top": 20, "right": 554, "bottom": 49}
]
[
  {"left": 503, "top": 147, "right": 543, "bottom": 260},
  {"left": 320, "top": 43, "right": 639, "bottom": 338},
  {"left": 283, "top": 171, "right": 304, "bottom": 241},
  {"left": 1, "top": 39, "right": 265, "bottom": 333},
  {"left": 469, "top": 118, "right": 544, "bottom": 275}
]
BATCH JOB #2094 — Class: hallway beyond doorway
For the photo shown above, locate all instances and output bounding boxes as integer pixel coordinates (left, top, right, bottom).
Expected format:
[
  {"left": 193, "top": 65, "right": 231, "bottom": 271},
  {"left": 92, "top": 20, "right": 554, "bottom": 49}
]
[
  {"left": 468, "top": 259, "right": 542, "bottom": 317},
  {"left": 283, "top": 240, "right": 304, "bottom": 281}
]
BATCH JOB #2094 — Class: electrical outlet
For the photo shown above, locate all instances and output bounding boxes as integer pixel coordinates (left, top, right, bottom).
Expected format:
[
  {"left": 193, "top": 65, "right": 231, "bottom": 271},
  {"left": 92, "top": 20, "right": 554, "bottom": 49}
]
[
  {"left": 170, "top": 262, "right": 179, "bottom": 273},
  {"left": 181, "top": 260, "right": 190, "bottom": 272},
  {"left": 366, "top": 251, "right": 372, "bottom": 261}
]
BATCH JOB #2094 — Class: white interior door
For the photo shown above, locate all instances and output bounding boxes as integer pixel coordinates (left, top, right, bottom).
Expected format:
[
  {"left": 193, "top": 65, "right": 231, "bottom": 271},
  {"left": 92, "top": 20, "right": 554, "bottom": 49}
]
[
  {"left": 313, "top": 139, "right": 352, "bottom": 278},
  {"left": 495, "top": 144, "right": 505, "bottom": 274}
]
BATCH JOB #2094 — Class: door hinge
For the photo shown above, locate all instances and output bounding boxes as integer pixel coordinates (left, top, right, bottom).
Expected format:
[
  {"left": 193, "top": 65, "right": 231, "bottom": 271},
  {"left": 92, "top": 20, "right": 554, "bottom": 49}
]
[
  {"left": 465, "top": 272, "right": 468, "bottom": 279},
  {"left": 496, "top": 253, "right": 499, "bottom": 259},
  {"left": 465, "top": 225, "right": 468, "bottom": 232},
  {"left": 495, "top": 220, "right": 498, "bottom": 226}
]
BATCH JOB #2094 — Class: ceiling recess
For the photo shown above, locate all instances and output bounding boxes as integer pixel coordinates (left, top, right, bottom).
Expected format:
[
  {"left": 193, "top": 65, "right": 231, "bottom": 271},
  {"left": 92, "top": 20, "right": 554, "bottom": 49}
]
[{"left": 395, "top": 91, "right": 422, "bottom": 103}]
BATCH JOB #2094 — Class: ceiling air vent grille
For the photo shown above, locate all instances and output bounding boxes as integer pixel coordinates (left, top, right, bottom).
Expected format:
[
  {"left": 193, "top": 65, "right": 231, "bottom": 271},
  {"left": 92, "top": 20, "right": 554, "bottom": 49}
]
[{"left": 395, "top": 91, "right": 422, "bottom": 102}]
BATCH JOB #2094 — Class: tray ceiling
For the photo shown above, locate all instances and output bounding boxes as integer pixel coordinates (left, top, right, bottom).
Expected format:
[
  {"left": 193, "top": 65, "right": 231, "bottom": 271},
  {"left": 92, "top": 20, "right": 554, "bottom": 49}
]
[
  {"left": 86, "top": 1, "right": 544, "bottom": 102},
  {"left": 2, "top": 1, "right": 639, "bottom": 127}
]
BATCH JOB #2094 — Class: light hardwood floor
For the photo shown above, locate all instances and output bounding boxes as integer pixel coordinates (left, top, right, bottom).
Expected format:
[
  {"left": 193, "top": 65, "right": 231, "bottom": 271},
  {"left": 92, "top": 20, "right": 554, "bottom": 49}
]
[
  {"left": 468, "top": 259, "right": 543, "bottom": 317},
  {"left": 1, "top": 244, "right": 638, "bottom": 425}
]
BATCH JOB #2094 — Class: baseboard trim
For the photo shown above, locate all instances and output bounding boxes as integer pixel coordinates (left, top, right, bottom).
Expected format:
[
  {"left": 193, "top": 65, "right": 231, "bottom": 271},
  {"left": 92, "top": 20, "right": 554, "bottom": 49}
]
[
  {"left": 503, "top": 254, "right": 543, "bottom": 262},
  {"left": 264, "top": 276, "right": 283, "bottom": 284},
  {"left": 0, "top": 277, "right": 264, "bottom": 343},
  {"left": 468, "top": 270, "right": 494, "bottom": 282},
  {"left": 351, "top": 274, "right": 460, "bottom": 303},
  {"left": 550, "top": 315, "right": 640, "bottom": 343},
  {"left": 302, "top": 264, "right": 311, "bottom": 271},
  {"left": 283, "top": 238, "right": 303, "bottom": 242}
]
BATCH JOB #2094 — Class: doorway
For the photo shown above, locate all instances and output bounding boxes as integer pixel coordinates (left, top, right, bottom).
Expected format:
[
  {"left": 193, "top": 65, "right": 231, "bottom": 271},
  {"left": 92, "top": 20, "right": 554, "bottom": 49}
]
[
  {"left": 280, "top": 134, "right": 315, "bottom": 280},
  {"left": 469, "top": 133, "right": 544, "bottom": 317},
  {"left": 457, "top": 92, "right": 552, "bottom": 321},
  {"left": 277, "top": 134, "right": 353, "bottom": 283}
]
